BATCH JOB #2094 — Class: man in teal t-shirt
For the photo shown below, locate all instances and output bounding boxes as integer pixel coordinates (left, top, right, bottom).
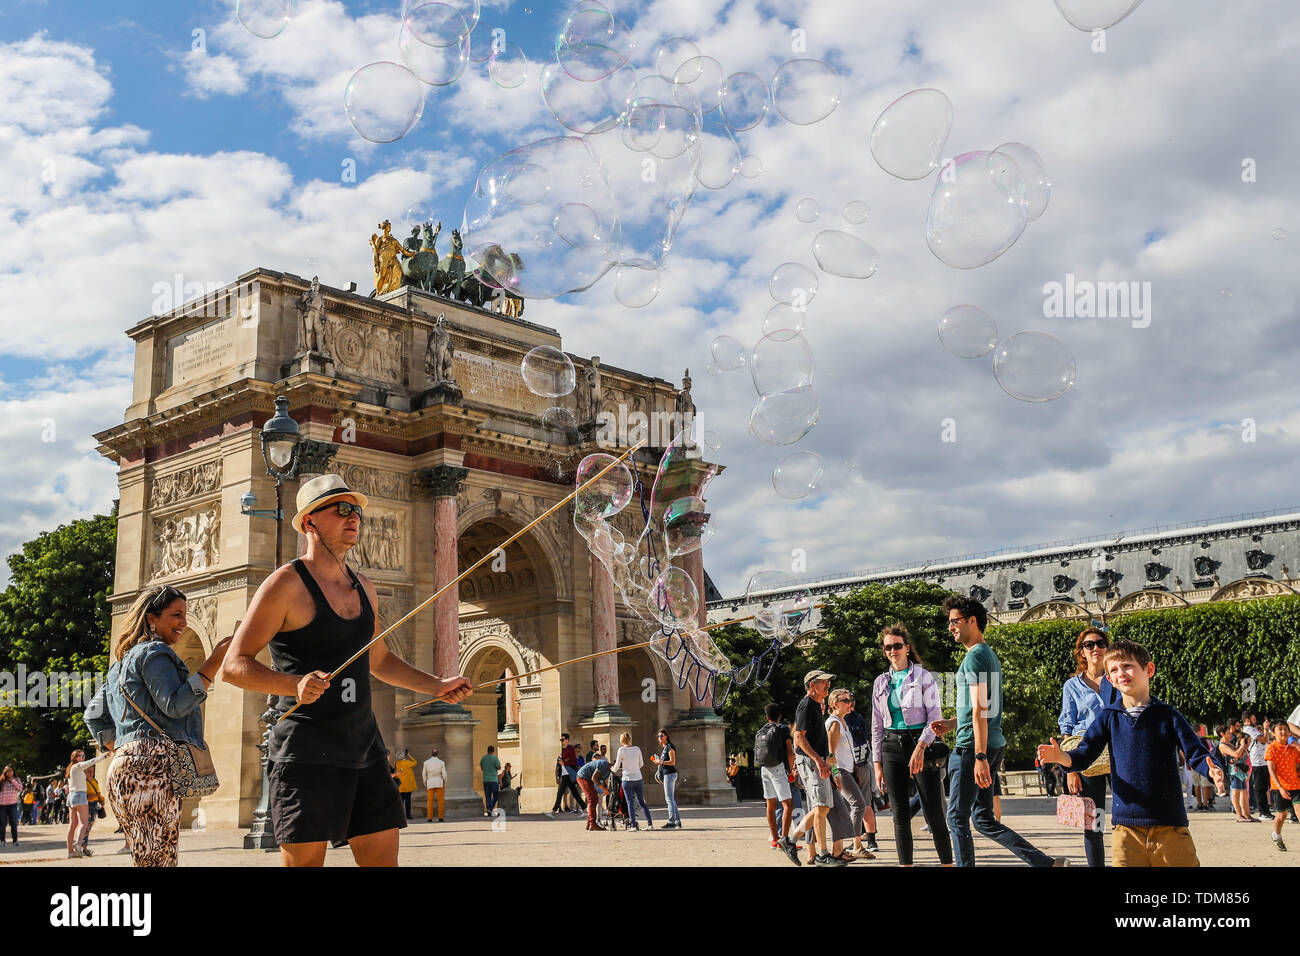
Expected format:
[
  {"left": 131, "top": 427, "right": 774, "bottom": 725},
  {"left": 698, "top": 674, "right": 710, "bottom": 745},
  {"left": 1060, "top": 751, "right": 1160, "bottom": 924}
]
[
  {"left": 930, "top": 596, "right": 1063, "bottom": 868},
  {"left": 480, "top": 746, "right": 502, "bottom": 816}
]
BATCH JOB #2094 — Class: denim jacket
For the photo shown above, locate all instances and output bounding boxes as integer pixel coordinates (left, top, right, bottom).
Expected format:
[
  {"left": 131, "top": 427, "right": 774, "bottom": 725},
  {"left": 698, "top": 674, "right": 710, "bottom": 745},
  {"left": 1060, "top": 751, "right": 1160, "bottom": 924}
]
[
  {"left": 871, "top": 664, "right": 940, "bottom": 759},
  {"left": 83, "top": 640, "right": 209, "bottom": 749}
]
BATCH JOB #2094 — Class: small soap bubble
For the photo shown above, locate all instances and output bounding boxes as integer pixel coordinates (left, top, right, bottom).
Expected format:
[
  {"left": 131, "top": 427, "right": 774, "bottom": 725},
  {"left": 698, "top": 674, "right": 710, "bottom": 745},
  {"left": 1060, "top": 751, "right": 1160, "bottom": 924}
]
[
  {"left": 489, "top": 42, "right": 529, "bottom": 88},
  {"left": 719, "top": 72, "right": 769, "bottom": 131},
  {"left": 795, "top": 198, "right": 820, "bottom": 223},
  {"left": 773, "top": 451, "right": 824, "bottom": 500},
  {"left": 344, "top": 62, "right": 425, "bottom": 143},
  {"left": 992, "top": 142, "right": 1051, "bottom": 221},
  {"left": 739, "top": 155, "right": 763, "bottom": 179},
  {"left": 992, "top": 331, "right": 1076, "bottom": 403},
  {"left": 1053, "top": 0, "right": 1144, "bottom": 31},
  {"left": 614, "top": 265, "right": 661, "bottom": 308},
  {"left": 842, "top": 200, "right": 869, "bottom": 224},
  {"left": 811, "top": 230, "right": 878, "bottom": 279},
  {"left": 748, "top": 385, "right": 820, "bottom": 446},
  {"left": 770, "top": 59, "right": 840, "bottom": 126},
  {"left": 938, "top": 305, "right": 998, "bottom": 359},
  {"left": 769, "top": 262, "right": 819, "bottom": 306},
  {"left": 1272, "top": 227, "right": 1288, "bottom": 240},
  {"left": 656, "top": 37, "right": 701, "bottom": 82},
  {"left": 236, "top": 0, "right": 291, "bottom": 38},
  {"left": 763, "top": 303, "right": 806, "bottom": 338},
  {"left": 711, "top": 334, "right": 746, "bottom": 370},
  {"left": 405, "top": 202, "right": 434, "bottom": 229},
  {"left": 542, "top": 406, "right": 577, "bottom": 432}
]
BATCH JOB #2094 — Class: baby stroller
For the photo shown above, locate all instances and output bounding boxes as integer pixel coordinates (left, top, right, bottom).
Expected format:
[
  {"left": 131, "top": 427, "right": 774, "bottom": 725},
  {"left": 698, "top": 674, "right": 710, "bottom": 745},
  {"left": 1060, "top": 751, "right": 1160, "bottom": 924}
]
[{"left": 598, "top": 771, "right": 629, "bottom": 831}]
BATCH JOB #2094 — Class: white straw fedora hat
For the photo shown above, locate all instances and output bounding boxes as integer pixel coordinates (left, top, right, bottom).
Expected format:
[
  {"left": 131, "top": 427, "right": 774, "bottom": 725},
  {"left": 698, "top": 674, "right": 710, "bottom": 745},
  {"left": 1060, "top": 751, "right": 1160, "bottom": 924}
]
[{"left": 291, "top": 474, "right": 369, "bottom": 533}]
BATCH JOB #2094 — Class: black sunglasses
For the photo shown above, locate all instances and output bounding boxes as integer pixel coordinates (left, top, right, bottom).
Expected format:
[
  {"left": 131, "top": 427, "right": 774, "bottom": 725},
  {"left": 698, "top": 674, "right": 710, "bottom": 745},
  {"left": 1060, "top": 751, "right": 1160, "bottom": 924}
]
[
  {"left": 147, "top": 585, "right": 184, "bottom": 613},
  {"left": 1081, "top": 639, "right": 1108, "bottom": 650},
  {"left": 883, "top": 642, "right": 906, "bottom": 652},
  {"left": 312, "top": 501, "right": 364, "bottom": 520}
]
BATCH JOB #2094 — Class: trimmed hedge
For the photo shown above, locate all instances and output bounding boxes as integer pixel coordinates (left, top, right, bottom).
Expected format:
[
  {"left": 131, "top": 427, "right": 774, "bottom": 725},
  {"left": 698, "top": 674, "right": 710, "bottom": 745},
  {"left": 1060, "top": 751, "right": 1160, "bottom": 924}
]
[{"left": 986, "top": 596, "right": 1300, "bottom": 766}]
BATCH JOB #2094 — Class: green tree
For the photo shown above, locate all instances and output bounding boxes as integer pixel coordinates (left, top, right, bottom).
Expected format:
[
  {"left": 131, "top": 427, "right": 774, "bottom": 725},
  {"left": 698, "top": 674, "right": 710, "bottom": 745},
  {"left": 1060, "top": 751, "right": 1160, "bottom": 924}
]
[
  {"left": 811, "top": 580, "right": 962, "bottom": 693},
  {"left": 0, "top": 511, "right": 116, "bottom": 777}
]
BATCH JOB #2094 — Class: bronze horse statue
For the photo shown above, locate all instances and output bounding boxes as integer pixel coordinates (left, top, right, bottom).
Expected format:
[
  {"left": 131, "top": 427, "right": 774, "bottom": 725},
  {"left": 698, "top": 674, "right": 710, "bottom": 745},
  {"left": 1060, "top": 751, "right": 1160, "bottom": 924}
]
[{"left": 400, "top": 221, "right": 441, "bottom": 293}]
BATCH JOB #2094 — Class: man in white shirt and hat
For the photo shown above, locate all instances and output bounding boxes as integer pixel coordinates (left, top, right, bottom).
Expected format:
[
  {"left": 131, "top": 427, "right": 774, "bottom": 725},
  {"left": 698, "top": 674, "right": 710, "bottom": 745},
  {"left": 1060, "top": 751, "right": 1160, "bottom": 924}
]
[
  {"left": 423, "top": 748, "right": 447, "bottom": 823},
  {"left": 223, "top": 473, "right": 472, "bottom": 866}
]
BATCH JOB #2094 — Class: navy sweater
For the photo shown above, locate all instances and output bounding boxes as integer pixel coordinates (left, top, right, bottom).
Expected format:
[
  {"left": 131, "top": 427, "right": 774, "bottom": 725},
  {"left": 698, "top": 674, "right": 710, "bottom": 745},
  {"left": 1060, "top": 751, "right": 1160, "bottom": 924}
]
[{"left": 1063, "top": 696, "right": 1215, "bottom": 828}]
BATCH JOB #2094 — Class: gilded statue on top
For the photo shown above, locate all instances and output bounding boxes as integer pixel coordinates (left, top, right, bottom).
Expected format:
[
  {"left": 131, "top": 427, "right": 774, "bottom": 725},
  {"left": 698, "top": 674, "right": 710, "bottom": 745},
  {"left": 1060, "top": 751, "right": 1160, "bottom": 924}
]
[{"left": 370, "top": 220, "right": 414, "bottom": 295}]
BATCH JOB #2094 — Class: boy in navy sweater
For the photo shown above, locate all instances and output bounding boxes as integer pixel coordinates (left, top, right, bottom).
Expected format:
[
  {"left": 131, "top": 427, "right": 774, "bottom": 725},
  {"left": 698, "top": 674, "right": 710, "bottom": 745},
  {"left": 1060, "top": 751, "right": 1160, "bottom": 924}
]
[{"left": 1038, "top": 639, "right": 1223, "bottom": 866}]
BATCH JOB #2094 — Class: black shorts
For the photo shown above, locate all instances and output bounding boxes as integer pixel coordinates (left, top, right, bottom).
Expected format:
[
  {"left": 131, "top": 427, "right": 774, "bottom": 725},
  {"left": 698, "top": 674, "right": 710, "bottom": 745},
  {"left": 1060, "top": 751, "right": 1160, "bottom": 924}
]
[
  {"left": 269, "top": 759, "right": 407, "bottom": 845},
  {"left": 1270, "top": 789, "right": 1299, "bottom": 813}
]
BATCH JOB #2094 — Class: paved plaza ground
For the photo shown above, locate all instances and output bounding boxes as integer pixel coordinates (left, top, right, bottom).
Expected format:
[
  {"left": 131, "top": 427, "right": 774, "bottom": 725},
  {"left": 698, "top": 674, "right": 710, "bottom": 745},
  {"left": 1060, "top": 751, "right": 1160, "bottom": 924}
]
[{"left": 2, "top": 795, "right": 1294, "bottom": 867}]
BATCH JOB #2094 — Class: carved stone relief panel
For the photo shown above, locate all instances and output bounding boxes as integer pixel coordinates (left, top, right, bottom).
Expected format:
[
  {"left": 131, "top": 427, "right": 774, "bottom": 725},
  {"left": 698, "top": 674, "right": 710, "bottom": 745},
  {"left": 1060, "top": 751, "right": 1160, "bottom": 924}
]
[
  {"left": 352, "top": 507, "right": 405, "bottom": 571},
  {"left": 188, "top": 595, "right": 217, "bottom": 642},
  {"left": 377, "top": 591, "right": 413, "bottom": 660},
  {"left": 150, "top": 461, "right": 222, "bottom": 509},
  {"left": 336, "top": 464, "right": 412, "bottom": 502},
  {"left": 329, "top": 318, "right": 404, "bottom": 384},
  {"left": 150, "top": 503, "right": 221, "bottom": 580}
]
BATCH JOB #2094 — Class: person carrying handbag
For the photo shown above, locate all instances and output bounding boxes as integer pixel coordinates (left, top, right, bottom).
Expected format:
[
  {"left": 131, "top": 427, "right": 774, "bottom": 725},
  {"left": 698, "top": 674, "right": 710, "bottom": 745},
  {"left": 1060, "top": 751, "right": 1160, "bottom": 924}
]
[
  {"left": 83, "top": 584, "right": 231, "bottom": 867},
  {"left": 1057, "top": 626, "right": 1119, "bottom": 866}
]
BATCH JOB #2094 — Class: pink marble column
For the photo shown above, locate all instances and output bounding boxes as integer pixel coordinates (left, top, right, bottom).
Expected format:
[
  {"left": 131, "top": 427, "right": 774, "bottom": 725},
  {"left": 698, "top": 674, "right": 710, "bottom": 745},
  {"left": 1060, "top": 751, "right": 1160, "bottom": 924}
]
[
  {"left": 592, "top": 553, "right": 620, "bottom": 710},
  {"left": 505, "top": 671, "right": 519, "bottom": 725},
  {"left": 433, "top": 493, "right": 460, "bottom": 677}
]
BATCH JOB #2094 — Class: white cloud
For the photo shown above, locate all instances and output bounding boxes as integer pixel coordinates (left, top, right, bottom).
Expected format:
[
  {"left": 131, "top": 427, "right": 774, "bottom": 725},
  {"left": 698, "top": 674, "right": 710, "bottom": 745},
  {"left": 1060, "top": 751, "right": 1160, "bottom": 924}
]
[{"left": 180, "top": 51, "right": 248, "bottom": 98}]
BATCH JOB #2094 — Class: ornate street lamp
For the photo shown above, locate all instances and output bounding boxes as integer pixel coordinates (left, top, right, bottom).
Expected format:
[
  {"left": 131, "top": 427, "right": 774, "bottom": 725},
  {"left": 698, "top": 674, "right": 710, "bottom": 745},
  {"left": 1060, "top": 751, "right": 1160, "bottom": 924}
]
[
  {"left": 238, "top": 396, "right": 301, "bottom": 851},
  {"left": 240, "top": 396, "right": 302, "bottom": 569}
]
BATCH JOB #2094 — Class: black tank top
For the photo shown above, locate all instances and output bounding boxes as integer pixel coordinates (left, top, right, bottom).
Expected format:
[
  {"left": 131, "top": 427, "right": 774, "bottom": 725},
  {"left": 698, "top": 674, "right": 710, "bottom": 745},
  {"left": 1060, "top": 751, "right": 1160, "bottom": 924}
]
[{"left": 267, "top": 559, "right": 385, "bottom": 768}]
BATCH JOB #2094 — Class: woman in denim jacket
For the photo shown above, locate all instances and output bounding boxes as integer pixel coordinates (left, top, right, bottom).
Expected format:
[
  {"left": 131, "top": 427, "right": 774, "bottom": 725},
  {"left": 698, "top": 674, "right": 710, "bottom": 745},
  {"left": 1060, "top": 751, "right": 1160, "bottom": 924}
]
[
  {"left": 83, "top": 585, "right": 230, "bottom": 866},
  {"left": 1057, "top": 625, "right": 1118, "bottom": 867},
  {"left": 871, "top": 623, "right": 953, "bottom": 865}
]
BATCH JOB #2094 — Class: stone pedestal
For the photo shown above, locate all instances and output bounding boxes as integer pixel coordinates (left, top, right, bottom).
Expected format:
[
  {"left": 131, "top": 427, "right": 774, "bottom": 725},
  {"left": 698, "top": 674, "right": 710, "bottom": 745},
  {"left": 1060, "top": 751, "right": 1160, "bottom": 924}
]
[
  {"left": 668, "top": 713, "right": 736, "bottom": 806},
  {"left": 414, "top": 382, "right": 463, "bottom": 408},
  {"left": 403, "top": 709, "right": 483, "bottom": 819},
  {"left": 289, "top": 351, "right": 335, "bottom": 377}
]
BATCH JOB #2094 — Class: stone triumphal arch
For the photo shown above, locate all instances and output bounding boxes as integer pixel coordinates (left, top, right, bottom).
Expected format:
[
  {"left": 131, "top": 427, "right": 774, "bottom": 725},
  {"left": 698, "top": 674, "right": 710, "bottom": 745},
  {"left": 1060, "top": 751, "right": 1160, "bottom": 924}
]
[{"left": 94, "top": 262, "right": 734, "bottom": 828}]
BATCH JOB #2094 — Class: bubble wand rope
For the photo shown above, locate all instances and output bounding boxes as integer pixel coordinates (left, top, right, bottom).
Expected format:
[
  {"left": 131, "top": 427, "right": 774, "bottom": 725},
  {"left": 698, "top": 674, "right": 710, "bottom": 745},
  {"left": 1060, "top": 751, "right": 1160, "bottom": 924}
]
[
  {"left": 403, "top": 602, "right": 827, "bottom": 710},
  {"left": 277, "top": 441, "right": 646, "bottom": 722}
]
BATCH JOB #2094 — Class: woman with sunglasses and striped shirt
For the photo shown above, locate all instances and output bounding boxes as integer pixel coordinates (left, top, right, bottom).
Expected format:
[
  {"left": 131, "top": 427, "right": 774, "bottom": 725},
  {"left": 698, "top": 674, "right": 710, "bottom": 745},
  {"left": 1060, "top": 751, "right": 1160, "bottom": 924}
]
[{"left": 1058, "top": 626, "right": 1119, "bottom": 867}]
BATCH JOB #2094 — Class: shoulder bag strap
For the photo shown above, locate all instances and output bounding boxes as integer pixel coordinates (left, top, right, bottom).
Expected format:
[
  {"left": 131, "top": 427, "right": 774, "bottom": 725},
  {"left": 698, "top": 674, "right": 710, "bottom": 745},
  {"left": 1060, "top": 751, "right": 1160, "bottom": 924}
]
[{"left": 118, "top": 649, "right": 173, "bottom": 741}]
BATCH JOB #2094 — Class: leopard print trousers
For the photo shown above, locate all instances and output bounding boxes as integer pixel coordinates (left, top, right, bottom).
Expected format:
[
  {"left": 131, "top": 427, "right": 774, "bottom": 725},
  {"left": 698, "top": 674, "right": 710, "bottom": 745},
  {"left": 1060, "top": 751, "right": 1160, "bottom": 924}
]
[{"left": 106, "top": 739, "right": 180, "bottom": 867}]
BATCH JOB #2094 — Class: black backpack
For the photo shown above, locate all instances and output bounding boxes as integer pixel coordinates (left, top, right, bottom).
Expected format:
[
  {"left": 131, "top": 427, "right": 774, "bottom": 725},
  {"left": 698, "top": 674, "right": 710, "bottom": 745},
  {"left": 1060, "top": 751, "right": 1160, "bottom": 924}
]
[{"left": 754, "top": 722, "right": 786, "bottom": 768}]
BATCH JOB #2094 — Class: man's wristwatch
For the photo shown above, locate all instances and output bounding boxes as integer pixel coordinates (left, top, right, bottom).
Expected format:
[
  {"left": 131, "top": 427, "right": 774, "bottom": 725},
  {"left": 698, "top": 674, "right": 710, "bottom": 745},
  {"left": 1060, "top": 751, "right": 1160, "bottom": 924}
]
[{"left": 974, "top": 752, "right": 988, "bottom": 762}]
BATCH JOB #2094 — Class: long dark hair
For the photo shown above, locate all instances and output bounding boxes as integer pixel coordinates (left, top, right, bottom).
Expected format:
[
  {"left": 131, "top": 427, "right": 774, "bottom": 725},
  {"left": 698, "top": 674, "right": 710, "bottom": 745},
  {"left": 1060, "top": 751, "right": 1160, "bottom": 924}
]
[{"left": 657, "top": 729, "right": 674, "bottom": 750}]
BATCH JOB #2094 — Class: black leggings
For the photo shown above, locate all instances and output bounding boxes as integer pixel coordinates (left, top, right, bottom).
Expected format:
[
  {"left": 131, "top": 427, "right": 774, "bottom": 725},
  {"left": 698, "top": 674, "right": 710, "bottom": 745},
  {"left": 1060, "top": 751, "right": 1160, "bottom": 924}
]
[{"left": 881, "top": 730, "right": 952, "bottom": 865}]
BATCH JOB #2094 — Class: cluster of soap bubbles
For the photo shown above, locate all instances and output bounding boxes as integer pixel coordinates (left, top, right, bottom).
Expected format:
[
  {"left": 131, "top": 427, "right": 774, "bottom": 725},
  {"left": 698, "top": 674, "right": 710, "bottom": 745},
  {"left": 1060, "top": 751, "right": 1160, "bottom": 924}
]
[
  {"left": 521, "top": 344, "right": 582, "bottom": 433},
  {"left": 572, "top": 431, "right": 810, "bottom": 703},
  {"left": 870, "top": 89, "right": 1052, "bottom": 269},
  {"left": 939, "top": 305, "right": 1076, "bottom": 403},
  {"left": 333, "top": 0, "right": 530, "bottom": 144},
  {"left": 457, "top": 9, "right": 845, "bottom": 309}
]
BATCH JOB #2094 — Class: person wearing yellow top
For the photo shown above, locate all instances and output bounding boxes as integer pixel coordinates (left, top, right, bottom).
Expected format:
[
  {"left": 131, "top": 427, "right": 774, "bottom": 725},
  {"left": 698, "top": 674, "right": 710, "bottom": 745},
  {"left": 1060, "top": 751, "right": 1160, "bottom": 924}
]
[{"left": 394, "top": 750, "right": 418, "bottom": 819}]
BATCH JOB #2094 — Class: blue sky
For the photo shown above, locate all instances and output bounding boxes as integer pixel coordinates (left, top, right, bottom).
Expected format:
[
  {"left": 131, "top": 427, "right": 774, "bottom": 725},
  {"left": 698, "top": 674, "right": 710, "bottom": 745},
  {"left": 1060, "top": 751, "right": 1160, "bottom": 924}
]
[{"left": 1, "top": 0, "right": 1298, "bottom": 598}]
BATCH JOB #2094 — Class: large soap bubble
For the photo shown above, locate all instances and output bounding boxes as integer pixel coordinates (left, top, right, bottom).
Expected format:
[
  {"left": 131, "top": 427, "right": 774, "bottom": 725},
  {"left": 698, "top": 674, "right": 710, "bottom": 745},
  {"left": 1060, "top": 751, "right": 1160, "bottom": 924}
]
[
  {"left": 462, "top": 136, "right": 618, "bottom": 298},
  {"left": 522, "top": 345, "right": 576, "bottom": 396},
  {"left": 938, "top": 305, "right": 998, "bottom": 358},
  {"left": 694, "top": 115, "right": 740, "bottom": 190},
  {"left": 992, "top": 142, "right": 1051, "bottom": 221},
  {"left": 655, "top": 37, "right": 701, "bottom": 81},
  {"left": 558, "top": 3, "right": 635, "bottom": 80},
  {"left": 489, "top": 43, "right": 529, "bottom": 88},
  {"left": 399, "top": 4, "right": 470, "bottom": 86},
  {"left": 762, "top": 303, "right": 805, "bottom": 338},
  {"left": 236, "top": 0, "right": 290, "bottom": 38},
  {"left": 673, "top": 56, "right": 723, "bottom": 114},
  {"left": 751, "top": 330, "right": 814, "bottom": 397},
  {"left": 870, "top": 88, "right": 953, "bottom": 180},
  {"left": 926, "top": 150, "right": 1028, "bottom": 269},
  {"left": 651, "top": 567, "right": 699, "bottom": 629},
  {"left": 770, "top": 59, "right": 840, "bottom": 125},
  {"left": 749, "top": 385, "right": 820, "bottom": 445},
  {"left": 812, "top": 230, "right": 878, "bottom": 279},
  {"left": 993, "top": 331, "right": 1077, "bottom": 403},
  {"left": 614, "top": 264, "right": 661, "bottom": 308},
  {"left": 344, "top": 63, "right": 425, "bottom": 143},
  {"left": 1054, "top": 0, "right": 1143, "bottom": 30},
  {"left": 773, "top": 451, "right": 824, "bottom": 500},
  {"left": 402, "top": 0, "right": 479, "bottom": 33}
]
